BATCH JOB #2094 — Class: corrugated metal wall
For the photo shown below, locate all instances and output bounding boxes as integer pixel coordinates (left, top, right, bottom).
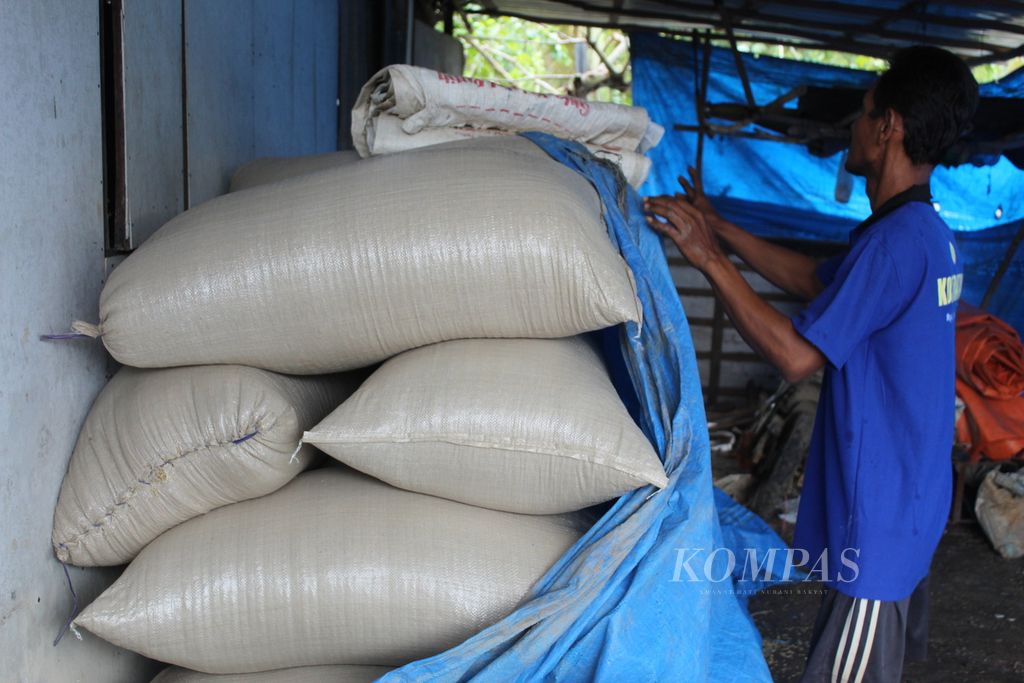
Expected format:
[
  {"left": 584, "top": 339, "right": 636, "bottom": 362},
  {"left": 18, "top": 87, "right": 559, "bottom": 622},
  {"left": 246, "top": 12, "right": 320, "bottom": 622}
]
[
  {"left": 0, "top": 2, "right": 159, "bottom": 680},
  {"left": 0, "top": 1, "right": 345, "bottom": 679},
  {"left": 115, "top": 0, "right": 341, "bottom": 248},
  {"left": 670, "top": 256, "right": 803, "bottom": 406}
]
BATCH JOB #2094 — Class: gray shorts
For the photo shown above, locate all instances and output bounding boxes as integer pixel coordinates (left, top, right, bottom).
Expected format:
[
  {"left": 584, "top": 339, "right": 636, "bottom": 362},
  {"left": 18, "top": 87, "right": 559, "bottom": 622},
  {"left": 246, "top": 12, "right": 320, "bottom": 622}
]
[{"left": 800, "top": 576, "right": 929, "bottom": 683}]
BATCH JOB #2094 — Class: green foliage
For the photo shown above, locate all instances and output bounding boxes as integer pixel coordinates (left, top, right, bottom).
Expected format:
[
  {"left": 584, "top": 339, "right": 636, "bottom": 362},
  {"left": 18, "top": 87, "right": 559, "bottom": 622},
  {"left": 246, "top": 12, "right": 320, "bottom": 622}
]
[
  {"left": 710, "top": 39, "right": 1023, "bottom": 85},
  {"left": 438, "top": 12, "right": 1023, "bottom": 103},
  {"left": 732, "top": 41, "right": 887, "bottom": 72},
  {"left": 437, "top": 13, "right": 633, "bottom": 104},
  {"left": 972, "top": 57, "right": 1024, "bottom": 85}
]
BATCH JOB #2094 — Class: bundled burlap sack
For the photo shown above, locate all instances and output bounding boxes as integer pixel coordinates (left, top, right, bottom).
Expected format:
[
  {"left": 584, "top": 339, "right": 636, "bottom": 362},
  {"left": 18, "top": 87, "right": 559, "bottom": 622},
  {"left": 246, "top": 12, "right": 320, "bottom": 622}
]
[
  {"left": 351, "top": 65, "right": 661, "bottom": 155},
  {"left": 53, "top": 366, "right": 358, "bottom": 566},
  {"left": 152, "top": 665, "right": 391, "bottom": 683},
  {"left": 304, "top": 337, "right": 668, "bottom": 513},
  {"left": 75, "top": 468, "right": 584, "bottom": 673},
  {"left": 89, "top": 137, "right": 640, "bottom": 374},
  {"left": 229, "top": 151, "right": 361, "bottom": 192},
  {"left": 363, "top": 114, "right": 652, "bottom": 188}
]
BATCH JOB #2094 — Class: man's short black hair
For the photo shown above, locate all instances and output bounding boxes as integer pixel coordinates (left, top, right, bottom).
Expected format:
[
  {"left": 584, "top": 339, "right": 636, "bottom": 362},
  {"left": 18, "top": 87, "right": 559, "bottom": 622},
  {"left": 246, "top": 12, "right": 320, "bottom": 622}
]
[{"left": 870, "top": 45, "right": 979, "bottom": 166}]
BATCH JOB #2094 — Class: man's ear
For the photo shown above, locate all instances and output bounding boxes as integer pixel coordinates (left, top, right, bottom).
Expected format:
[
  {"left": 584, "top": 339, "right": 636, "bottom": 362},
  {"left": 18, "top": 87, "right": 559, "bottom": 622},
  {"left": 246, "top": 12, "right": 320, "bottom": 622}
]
[{"left": 879, "top": 108, "right": 903, "bottom": 144}]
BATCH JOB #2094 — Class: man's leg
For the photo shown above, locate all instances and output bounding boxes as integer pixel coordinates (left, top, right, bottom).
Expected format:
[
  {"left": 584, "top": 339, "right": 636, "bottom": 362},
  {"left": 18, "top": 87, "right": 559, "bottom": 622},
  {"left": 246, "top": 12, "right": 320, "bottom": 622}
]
[
  {"left": 801, "top": 588, "right": 913, "bottom": 683},
  {"left": 903, "top": 575, "right": 930, "bottom": 663}
]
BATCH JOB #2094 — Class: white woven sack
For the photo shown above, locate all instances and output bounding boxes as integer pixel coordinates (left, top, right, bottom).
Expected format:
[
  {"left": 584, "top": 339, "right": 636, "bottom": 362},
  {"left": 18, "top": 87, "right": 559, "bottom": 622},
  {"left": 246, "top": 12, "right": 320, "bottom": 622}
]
[
  {"left": 229, "top": 151, "right": 361, "bottom": 192},
  {"left": 152, "top": 665, "right": 391, "bottom": 683},
  {"left": 304, "top": 337, "right": 668, "bottom": 514},
  {"left": 52, "top": 365, "right": 357, "bottom": 567},
  {"left": 365, "top": 113, "right": 652, "bottom": 188},
  {"left": 91, "top": 137, "right": 641, "bottom": 374},
  {"left": 75, "top": 468, "right": 584, "bottom": 673},
  {"left": 352, "top": 65, "right": 660, "bottom": 155}
]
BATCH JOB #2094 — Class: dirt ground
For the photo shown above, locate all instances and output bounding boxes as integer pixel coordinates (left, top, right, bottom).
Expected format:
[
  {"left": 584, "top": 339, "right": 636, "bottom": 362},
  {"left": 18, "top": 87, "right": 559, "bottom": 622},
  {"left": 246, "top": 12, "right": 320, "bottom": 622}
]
[{"left": 750, "top": 522, "right": 1024, "bottom": 682}]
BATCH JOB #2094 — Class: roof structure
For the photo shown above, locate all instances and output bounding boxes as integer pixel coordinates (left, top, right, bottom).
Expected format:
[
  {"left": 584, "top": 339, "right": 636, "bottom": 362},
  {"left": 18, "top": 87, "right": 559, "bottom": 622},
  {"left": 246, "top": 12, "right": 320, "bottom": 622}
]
[{"left": 453, "top": 1, "right": 1024, "bottom": 65}]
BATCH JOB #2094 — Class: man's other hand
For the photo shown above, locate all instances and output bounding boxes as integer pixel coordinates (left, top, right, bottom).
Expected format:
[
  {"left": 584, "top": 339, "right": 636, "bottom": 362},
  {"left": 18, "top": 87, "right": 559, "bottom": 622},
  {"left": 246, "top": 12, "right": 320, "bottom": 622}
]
[{"left": 644, "top": 194, "right": 725, "bottom": 272}]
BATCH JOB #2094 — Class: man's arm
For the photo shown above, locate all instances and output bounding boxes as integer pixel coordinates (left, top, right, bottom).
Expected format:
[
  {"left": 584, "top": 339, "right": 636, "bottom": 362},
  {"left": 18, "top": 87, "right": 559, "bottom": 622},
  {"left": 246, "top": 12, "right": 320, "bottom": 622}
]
[
  {"left": 713, "top": 220, "right": 824, "bottom": 302},
  {"left": 645, "top": 194, "right": 826, "bottom": 384},
  {"left": 676, "top": 167, "right": 824, "bottom": 302}
]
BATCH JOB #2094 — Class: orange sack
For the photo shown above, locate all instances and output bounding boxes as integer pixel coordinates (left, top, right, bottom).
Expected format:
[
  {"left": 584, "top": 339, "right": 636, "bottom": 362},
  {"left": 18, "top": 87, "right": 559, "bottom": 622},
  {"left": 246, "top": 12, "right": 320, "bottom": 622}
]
[{"left": 955, "top": 302, "right": 1024, "bottom": 461}]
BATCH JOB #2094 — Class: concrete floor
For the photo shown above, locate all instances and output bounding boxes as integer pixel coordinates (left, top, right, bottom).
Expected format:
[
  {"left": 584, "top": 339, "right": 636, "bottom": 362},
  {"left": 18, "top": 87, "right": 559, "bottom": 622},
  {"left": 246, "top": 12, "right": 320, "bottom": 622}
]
[{"left": 750, "top": 523, "right": 1024, "bottom": 682}]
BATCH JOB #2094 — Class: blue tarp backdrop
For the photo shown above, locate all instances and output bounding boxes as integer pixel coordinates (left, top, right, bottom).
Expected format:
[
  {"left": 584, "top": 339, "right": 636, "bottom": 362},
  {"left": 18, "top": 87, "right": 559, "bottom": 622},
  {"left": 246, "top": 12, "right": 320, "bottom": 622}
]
[
  {"left": 632, "top": 33, "right": 1024, "bottom": 334},
  {"left": 381, "top": 134, "right": 792, "bottom": 682}
]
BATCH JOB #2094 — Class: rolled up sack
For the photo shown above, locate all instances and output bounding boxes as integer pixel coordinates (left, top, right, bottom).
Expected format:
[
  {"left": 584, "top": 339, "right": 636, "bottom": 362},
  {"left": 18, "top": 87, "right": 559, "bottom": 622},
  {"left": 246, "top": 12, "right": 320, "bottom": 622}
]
[
  {"left": 304, "top": 337, "right": 668, "bottom": 514},
  {"left": 228, "top": 150, "right": 361, "bottom": 192},
  {"left": 352, "top": 64, "right": 655, "bottom": 156},
  {"left": 75, "top": 468, "right": 585, "bottom": 673},
  {"left": 152, "top": 665, "right": 392, "bottom": 683},
  {"left": 364, "top": 113, "right": 652, "bottom": 188},
  {"left": 95, "top": 137, "right": 641, "bottom": 374},
  {"left": 53, "top": 366, "right": 358, "bottom": 567}
]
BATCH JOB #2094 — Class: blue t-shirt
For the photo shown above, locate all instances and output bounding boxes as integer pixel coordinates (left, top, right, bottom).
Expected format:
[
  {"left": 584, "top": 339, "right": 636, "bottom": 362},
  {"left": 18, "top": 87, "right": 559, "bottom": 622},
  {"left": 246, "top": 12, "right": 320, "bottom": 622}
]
[{"left": 791, "top": 188, "right": 963, "bottom": 601}]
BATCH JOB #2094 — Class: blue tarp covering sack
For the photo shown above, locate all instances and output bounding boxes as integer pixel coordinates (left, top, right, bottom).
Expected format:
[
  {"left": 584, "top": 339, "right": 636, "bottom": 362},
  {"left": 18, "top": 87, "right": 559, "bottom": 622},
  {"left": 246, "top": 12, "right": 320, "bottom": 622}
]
[
  {"left": 380, "top": 134, "right": 792, "bottom": 682},
  {"left": 632, "top": 32, "right": 1024, "bottom": 334}
]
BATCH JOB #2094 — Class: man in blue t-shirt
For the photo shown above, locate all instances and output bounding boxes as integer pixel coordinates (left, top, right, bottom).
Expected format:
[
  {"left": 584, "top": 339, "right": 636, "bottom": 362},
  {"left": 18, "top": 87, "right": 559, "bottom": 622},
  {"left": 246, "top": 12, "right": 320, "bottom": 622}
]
[{"left": 645, "top": 46, "right": 978, "bottom": 682}]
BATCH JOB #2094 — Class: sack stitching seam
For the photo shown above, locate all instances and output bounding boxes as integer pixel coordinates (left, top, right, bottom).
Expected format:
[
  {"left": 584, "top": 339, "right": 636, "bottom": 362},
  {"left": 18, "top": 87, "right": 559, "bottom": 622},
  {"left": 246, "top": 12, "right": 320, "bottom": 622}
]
[
  {"left": 56, "top": 423, "right": 264, "bottom": 554},
  {"left": 303, "top": 432, "right": 668, "bottom": 488}
]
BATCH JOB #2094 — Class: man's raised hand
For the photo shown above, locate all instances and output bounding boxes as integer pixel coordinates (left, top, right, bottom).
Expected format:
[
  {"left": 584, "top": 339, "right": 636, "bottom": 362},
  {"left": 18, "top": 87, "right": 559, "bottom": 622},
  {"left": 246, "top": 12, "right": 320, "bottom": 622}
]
[{"left": 643, "top": 194, "right": 725, "bottom": 272}]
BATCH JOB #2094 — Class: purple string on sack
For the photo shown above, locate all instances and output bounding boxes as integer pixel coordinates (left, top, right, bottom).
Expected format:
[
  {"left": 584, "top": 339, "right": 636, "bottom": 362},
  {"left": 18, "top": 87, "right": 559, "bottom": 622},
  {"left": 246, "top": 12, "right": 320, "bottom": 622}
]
[
  {"left": 232, "top": 430, "right": 259, "bottom": 445},
  {"left": 39, "top": 333, "right": 92, "bottom": 341},
  {"left": 53, "top": 557, "right": 78, "bottom": 646}
]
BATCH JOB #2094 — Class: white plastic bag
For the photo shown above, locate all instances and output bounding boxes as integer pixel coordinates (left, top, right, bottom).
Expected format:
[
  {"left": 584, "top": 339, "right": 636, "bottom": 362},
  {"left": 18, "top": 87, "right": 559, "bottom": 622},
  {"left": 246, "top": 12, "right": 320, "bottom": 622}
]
[
  {"left": 364, "top": 113, "right": 651, "bottom": 188},
  {"left": 92, "top": 137, "right": 640, "bottom": 374},
  {"left": 305, "top": 337, "right": 668, "bottom": 513},
  {"left": 76, "top": 467, "right": 584, "bottom": 673},
  {"left": 229, "top": 150, "right": 361, "bottom": 192},
  {"left": 53, "top": 366, "right": 358, "bottom": 566},
  {"left": 152, "top": 665, "right": 391, "bottom": 683}
]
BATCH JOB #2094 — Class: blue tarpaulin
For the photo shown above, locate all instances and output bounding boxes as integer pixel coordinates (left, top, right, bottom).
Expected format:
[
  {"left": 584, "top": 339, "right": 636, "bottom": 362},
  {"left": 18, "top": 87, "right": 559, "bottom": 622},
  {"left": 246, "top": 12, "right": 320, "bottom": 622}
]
[
  {"left": 632, "top": 33, "right": 1024, "bottom": 334},
  {"left": 380, "top": 134, "right": 792, "bottom": 682}
]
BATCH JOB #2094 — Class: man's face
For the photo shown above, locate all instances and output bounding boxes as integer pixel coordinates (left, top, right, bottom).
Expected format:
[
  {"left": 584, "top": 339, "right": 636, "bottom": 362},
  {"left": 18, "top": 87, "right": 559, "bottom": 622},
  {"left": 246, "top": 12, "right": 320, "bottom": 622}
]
[{"left": 845, "top": 84, "right": 879, "bottom": 177}]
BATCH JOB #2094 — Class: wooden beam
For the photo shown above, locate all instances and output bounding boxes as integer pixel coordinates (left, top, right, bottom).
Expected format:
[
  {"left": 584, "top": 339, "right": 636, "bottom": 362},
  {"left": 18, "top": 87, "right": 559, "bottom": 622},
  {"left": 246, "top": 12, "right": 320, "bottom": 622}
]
[
  {"left": 708, "top": 298, "right": 725, "bottom": 405},
  {"left": 463, "top": 7, "right": 895, "bottom": 59},
  {"left": 673, "top": 123, "right": 813, "bottom": 145},
  {"left": 697, "top": 350, "right": 764, "bottom": 362},
  {"left": 763, "top": 0, "right": 1024, "bottom": 38},
  {"left": 841, "top": 0, "right": 919, "bottom": 44},
  {"left": 678, "top": 286, "right": 801, "bottom": 303},
  {"left": 981, "top": 221, "right": 1024, "bottom": 310},
  {"left": 726, "top": 4, "right": 1005, "bottom": 54},
  {"left": 467, "top": 0, "right": 1008, "bottom": 55},
  {"left": 716, "top": 0, "right": 756, "bottom": 108},
  {"left": 609, "top": 0, "right": 624, "bottom": 26},
  {"left": 967, "top": 43, "right": 1024, "bottom": 66},
  {"left": 443, "top": 0, "right": 454, "bottom": 34}
]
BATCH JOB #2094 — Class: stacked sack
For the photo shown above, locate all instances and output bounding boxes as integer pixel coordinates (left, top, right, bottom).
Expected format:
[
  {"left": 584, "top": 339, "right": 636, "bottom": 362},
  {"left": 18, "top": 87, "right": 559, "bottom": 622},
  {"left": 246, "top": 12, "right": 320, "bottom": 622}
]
[{"left": 59, "top": 73, "right": 668, "bottom": 679}]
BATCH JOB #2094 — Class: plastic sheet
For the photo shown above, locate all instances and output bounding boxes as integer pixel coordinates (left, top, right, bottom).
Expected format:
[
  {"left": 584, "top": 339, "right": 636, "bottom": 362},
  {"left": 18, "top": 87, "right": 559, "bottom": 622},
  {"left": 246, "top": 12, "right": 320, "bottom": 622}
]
[
  {"left": 955, "top": 302, "right": 1024, "bottom": 460},
  {"left": 378, "top": 133, "right": 791, "bottom": 682}
]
